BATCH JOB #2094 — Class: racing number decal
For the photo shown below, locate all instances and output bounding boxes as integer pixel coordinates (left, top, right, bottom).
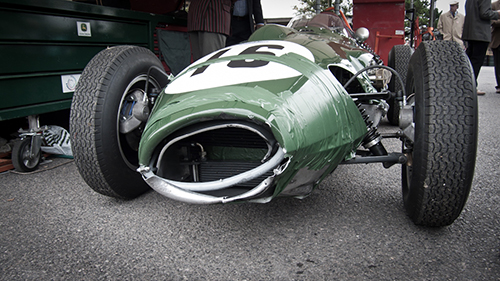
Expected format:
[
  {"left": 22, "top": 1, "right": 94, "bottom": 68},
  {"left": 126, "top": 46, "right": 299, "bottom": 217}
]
[
  {"left": 192, "top": 45, "right": 285, "bottom": 77},
  {"left": 227, "top": 45, "right": 284, "bottom": 68},
  {"left": 165, "top": 41, "right": 313, "bottom": 94},
  {"left": 192, "top": 49, "right": 229, "bottom": 76}
]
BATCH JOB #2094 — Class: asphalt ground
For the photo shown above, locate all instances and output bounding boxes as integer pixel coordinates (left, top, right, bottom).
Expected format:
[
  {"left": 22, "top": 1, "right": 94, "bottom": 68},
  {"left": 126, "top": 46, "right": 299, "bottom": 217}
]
[{"left": 1, "top": 67, "right": 499, "bottom": 280}]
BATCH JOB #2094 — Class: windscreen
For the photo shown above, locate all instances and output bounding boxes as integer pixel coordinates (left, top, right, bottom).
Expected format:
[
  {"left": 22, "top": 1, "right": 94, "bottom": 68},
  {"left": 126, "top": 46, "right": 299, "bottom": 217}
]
[{"left": 288, "top": 13, "right": 351, "bottom": 37}]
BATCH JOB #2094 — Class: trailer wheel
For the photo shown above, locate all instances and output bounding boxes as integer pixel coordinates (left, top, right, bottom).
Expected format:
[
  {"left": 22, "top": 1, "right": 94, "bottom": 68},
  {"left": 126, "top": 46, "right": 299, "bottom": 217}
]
[
  {"left": 402, "top": 41, "right": 477, "bottom": 226},
  {"left": 12, "top": 137, "right": 42, "bottom": 172},
  {"left": 70, "top": 46, "right": 168, "bottom": 199},
  {"left": 387, "top": 44, "right": 412, "bottom": 125}
]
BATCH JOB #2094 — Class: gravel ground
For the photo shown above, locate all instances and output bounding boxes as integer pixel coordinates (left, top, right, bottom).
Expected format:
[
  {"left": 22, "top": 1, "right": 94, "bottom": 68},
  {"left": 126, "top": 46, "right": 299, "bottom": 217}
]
[{"left": 0, "top": 67, "right": 499, "bottom": 281}]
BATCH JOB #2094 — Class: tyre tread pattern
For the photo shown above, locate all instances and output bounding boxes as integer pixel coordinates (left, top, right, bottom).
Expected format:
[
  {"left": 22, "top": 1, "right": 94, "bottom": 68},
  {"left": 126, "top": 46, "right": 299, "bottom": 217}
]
[
  {"left": 387, "top": 45, "right": 412, "bottom": 125},
  {"left": 406, "top": 41, "right": 477, "bottom": 226},
  {"left": 70, "top": 46, "right": 158, "bottom": 199}
]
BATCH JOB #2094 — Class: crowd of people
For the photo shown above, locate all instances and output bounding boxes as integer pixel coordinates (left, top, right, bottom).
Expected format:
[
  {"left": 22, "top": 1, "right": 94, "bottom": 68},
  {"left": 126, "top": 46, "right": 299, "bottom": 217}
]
[
  {"left": 420, "top": 0, "right": 500, "bottom": 95},
  {"left": 426, "top": 0, "right": 500, "bottom": 95},
  {"left": 462, "top": 0, "right": 500, "bottom": 95}
]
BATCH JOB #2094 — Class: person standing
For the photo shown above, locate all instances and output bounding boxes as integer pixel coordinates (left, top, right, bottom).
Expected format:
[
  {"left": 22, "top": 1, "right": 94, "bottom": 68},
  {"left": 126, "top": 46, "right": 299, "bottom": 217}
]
[
  {"left": 226, "top": 0, "right": 265, "bottom": 46},
  {"left": 491, "top": 0, "right": 500, "bottom": 93},
  {"left": 462, "top": 0, "right": 500, "bottom": 95},
  {"left": 188, "top": 0, "right": 235, "bottom": 61},
  {"left": 436, "top": 1, "right": 465, "bottom": 49}
]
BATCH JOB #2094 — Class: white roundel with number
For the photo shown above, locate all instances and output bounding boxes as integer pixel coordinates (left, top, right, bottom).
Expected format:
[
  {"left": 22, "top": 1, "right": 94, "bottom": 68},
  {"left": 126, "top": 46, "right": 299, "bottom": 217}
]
[{"left": 164, "top": 40, "right": 315, "bottom": 94}]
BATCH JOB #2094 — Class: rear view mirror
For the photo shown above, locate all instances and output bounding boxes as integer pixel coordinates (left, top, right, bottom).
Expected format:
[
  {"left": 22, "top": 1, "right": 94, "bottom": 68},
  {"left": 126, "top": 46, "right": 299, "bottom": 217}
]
[{"left": 355, "top": 27, "right": 369, "bottom": 42}]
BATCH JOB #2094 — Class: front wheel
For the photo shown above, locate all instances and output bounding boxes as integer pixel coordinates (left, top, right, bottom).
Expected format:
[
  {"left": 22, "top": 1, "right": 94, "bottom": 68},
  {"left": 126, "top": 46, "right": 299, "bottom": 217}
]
[
  {"left": 70, "top": 46, "right": 169, "bottom": 199},
  {"left": 402, "top": 41, "right": 477, "bottom": 226}
]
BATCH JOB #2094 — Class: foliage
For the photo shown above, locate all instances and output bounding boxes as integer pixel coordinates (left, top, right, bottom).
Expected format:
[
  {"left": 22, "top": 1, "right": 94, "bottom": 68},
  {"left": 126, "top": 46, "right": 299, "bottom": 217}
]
[
  {"left": 405, "top": 0, "right": 441, "bottom": 28},
  {"left": 293, "top": 0, "right": 441, "bottom": 28},
  {"left": 293, "top": 0, "right": 352, "bottom": 17}
]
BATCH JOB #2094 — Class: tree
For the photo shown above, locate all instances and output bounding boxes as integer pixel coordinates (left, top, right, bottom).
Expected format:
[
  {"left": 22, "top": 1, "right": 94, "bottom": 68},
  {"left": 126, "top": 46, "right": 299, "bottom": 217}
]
[
  {"left": 293, "top": 0, "right": 353, "bottom": 17},
  {"left": 293, "top": 0, "right": 440, "bottom": 28},
  {"left": 405, "top": 0, "right": 441, "bottom": 28}
]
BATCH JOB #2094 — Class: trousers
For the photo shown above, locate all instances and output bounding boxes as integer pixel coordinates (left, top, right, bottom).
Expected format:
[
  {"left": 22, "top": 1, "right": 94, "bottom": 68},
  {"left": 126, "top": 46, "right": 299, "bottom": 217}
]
[
  {"left": 466, "top": 40, "right": 490, "bottom": 86},
  {"left": 493, "top": 45, "right": 500, "bottom": 89},
  {"left": 189, "top": 31, "right": 227, "bottom": 61}
]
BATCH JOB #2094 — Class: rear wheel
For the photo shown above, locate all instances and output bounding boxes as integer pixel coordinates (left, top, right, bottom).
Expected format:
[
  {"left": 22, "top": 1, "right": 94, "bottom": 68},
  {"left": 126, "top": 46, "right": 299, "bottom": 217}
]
[
  {"left": 387, "top": 45, "right": 412, "bottom": 125},
  {"left": 70, "top": 46, "right": 168, "bottom": 199},
  {"left": 402, "top": 41, "right": 477, "bottom": 226}
]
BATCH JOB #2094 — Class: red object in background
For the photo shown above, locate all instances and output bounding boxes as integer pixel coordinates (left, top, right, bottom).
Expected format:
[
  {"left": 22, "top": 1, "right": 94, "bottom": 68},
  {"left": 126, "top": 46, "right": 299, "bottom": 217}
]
[{"left": 352, "top": 0, "right": 406, "bottom": 65}]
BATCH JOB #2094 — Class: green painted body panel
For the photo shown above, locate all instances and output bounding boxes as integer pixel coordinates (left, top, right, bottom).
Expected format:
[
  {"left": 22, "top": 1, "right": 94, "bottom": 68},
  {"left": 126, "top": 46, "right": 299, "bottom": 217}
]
[
  {"left": 249, "top": 24, "right": 371, "bottom": 68},
  {"left": 249, "top": 24, "right": 376, "bottom": 91},
  {"left": 0, "top": 0, "right": 185, "bottom": 121},
  {"left": 138, "top": 40, "right": 368, "bottom": 197}
]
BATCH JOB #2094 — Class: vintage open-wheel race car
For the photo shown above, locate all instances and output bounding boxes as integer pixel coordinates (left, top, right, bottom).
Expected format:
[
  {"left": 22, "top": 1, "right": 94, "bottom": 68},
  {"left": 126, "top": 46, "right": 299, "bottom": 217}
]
[{"left": 69, "top": 11, "right": 477, "bottom": 227}]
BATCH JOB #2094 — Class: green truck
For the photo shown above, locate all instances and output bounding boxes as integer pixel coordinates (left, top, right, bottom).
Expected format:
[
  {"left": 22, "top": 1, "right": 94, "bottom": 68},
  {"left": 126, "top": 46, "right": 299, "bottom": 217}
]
[{"left": 0, "top": 0, "right": 187, "bottom": 170}]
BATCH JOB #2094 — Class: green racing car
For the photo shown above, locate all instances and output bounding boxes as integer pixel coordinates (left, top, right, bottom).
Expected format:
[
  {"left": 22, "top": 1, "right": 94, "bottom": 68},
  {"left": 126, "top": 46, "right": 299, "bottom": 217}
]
[{"left": 70, "top": 12, "right": 478, "bottom": 227}]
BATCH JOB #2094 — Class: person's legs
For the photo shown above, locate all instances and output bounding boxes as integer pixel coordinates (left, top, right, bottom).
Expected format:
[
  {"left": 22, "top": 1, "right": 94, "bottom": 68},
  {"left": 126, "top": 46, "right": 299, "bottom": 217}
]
[
  {"left": 189, "top": 31, "right": 202, "bottom": 62},
  {"left": 493, "top": 45, "right": 500, "bottom": 92},
  {"left": 226, "top": 16, "right": 252, "bottom": 46},
  {"left": 190, "top": 31, "right": 227, "bottom": 61},
  {"left": 466, "top": 40, "right": 490, "bottom": 94},
  {"left": 197, "top": 32, "right": 226, "bottom": 59},
  {"left": 466, "top": 40, "right": 489, "bottom": 81}
]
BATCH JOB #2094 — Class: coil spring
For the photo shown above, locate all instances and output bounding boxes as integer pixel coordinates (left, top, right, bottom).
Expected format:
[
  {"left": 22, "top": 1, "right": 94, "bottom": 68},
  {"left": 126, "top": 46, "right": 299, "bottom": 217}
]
[
  {"left": 356, "top": 101, "right": 387, "bottom": 156},
  {"left": 358, "top": 41, "right": 383, "bottom": 65}
]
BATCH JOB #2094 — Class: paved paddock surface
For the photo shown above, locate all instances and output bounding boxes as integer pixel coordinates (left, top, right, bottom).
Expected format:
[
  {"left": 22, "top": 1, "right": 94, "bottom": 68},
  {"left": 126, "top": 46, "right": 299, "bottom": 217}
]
[{"left": 1, "top": 67, "right": 499, "bottom": 280}]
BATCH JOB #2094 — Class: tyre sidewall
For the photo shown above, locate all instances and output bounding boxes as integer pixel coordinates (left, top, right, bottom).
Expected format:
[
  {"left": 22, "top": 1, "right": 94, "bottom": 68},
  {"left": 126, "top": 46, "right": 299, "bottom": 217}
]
[
  {"left": 71, "top": 46, "right": 168, "bottom": 198},
  {"left": 387, "top": 45, "right": 412, "bottom": 125},
  {"left": 402, "top": 41, "right": 477, "bottom": 226},
  {"left": 403, "top": 47, "right": 426, "bottom": 219},
  {"left": 97, "top": 49, "right": 167, "bottom": 197}
]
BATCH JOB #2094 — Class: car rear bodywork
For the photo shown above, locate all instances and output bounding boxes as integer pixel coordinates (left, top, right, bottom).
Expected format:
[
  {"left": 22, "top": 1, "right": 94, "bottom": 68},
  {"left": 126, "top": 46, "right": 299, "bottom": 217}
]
[{"left": 137, "top": 20, "right": 375, "bottom": 204}]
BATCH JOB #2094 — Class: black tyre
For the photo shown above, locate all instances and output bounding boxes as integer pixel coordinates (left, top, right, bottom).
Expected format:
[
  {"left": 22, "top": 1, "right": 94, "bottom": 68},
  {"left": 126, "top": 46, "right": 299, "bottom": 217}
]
[
  {"left": 12, "top": 137, "right": 42, "bottom": 172},
  {"left": 70, "top": 46, "right": 168, "bottom": 199},
  {"left": 402, "top": 41, "right": 477, "bottom": 226},
  {"left": 387, "top": 44, "right": 412, "bottom": 125}
]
